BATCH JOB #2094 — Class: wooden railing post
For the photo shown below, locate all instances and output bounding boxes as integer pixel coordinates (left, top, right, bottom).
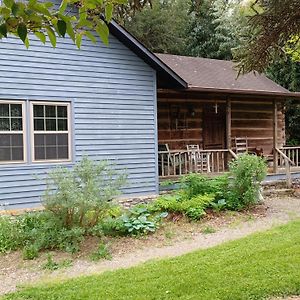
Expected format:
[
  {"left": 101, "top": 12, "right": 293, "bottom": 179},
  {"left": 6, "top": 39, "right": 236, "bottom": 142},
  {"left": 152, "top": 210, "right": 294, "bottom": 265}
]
[
  {"left": 226, "top": 98, "right": 232, "bottom": 169},
  {"left": 285, "top": 157, "right": 292, "bottom": 188},
  {"left": 273, "top": 100, "right": 278, "bottom": 173}
]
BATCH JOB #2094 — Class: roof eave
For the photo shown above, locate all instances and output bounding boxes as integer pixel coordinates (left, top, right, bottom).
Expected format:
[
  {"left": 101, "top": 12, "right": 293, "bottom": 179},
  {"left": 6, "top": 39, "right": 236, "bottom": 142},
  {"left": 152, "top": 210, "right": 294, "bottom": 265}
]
[{"left": 187, "top": 86, "right": 300, "bottom": 99}]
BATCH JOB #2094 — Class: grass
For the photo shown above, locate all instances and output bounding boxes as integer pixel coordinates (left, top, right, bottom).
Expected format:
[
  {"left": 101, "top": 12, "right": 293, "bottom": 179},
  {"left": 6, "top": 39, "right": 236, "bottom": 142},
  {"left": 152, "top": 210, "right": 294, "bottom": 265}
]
[{"left": 3, "top": 220, "right": 300, "bottom": 300}]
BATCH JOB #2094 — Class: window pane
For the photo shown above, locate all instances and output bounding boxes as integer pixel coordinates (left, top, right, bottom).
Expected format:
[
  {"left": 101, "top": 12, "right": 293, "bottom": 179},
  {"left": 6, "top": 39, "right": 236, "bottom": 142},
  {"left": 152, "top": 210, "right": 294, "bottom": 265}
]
[
  {"left": 58, "top": 134, "right": 68, "bottom": 145},
  {"left": 57, "top": 106, "right": 67, "bottom": 118},
  {"left": 11, "top": 118, "right": 22, "bottom": 131},
  {"left": 45, "top": 106, "right": 56, "bottom": 118},
  {"left": 46, "top": 146, "right": 57, "bottom": 160},
  {"left": 45, "top": 134, "right": 56, "bottom": 146},
  {"left": 12, "top": 147, "right": 23, "bottom": 161},
  {"left": 58, "top": 119, "right": 67, "bottom": 131},
  {"left": 0, "top": 135, "right": 10, "bottom": 146},
  {"left": 11, "top": 104, "right": 22, "bottom": 117},
  {"left": 0, "top": 118, "right": 9, "bottom": 131},
  {"left": 11, "top": 134, "right": 23, "bottom": 147},
  {"left": 34, "top": 118, "right": 44, "bottom": 131},
  {"left": 58, "top": 146, "right": 69, "bottom": 159},
  {"left": 34, "top": 105, "right": 44, "bottom": 117},
  {"left": 0, "top": 104, "right": 9, "bottom": 117},
  {"left": 46, "top": 119, "right": 56, "bottom": 131},
  {"left": 35, "top": 146, "right": 45, "bottom": 160},
  {"left": 0, "top": 147, "right": 11, "bottom": 161}
]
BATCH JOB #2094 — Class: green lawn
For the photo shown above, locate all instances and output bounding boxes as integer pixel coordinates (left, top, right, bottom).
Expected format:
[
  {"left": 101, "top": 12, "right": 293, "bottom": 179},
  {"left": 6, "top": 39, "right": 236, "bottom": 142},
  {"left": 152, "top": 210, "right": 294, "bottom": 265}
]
[{"left": 3, "top": 220, "right": 300, "bottom": 300}]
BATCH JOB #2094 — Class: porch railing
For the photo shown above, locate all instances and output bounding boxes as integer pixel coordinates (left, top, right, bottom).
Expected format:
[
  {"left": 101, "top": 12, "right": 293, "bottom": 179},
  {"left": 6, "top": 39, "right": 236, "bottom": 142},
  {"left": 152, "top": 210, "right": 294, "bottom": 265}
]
[
  {"left": 158, "top": 149, "right": 236, "bottom": 178},
  {"left": 281, "top": 146, "right": 300, "bottom": 168},
  {"left": 276, "top": 147, "right": 296, "bottom": 188}
]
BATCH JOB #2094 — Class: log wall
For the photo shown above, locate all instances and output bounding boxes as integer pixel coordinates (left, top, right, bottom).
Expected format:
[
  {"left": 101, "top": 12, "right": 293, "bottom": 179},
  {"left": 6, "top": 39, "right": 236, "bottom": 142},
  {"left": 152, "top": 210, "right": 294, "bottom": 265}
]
[
  {"left": 158, "top": 95, "right": 285, "bottom": 155},
  {"left": 231, "top": 100, "right": 285, "bottom": 154}
]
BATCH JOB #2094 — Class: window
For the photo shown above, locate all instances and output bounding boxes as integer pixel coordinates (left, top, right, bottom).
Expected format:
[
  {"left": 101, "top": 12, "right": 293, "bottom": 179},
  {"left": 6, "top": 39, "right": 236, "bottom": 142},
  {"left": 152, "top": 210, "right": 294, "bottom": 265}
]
[
  {"left": 0, "top": 101, "right": 25, "bottom": 163},
  {"left": 31, "top": 102, "right": 71, "bottom": 162}
]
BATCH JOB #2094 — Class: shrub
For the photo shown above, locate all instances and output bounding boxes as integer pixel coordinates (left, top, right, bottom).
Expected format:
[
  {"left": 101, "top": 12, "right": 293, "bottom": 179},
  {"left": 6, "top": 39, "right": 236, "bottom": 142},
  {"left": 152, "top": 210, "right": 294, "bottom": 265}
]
[
  {"left": 210, "top": 199, "right": 227, "bottom": 213},
  {"left": 120, "top": 206, "right": 168, "bottom": 235},
  {"left": 43, "top": 157, "right": 127, "bottom": 229},
  {"left": 180, "top": 174, "right": 229, "bottom": 201},
  {"left": 22, "top": 244, "right": 39, "bottom": 260},
  {"left": 152, "top": 194, "right": 215, "bottom": 221},
  {"left": 0, "top": 216, "right": 23, "bottom": 253},
  {"left": 0, "top": 212, "right": 85, "bottom": 256},
  {"left": 228, "top": 153, "right": 267, "bottom": 210},
  {"left": 99, "top": 217, "right": 127, "bottom": 236}
]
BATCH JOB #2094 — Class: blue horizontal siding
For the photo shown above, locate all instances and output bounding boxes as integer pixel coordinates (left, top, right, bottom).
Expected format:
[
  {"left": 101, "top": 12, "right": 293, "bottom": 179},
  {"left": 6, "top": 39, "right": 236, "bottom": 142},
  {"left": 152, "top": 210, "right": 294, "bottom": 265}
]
[{"left": 0, "top": 34, "right": 158, "bottom": 210}]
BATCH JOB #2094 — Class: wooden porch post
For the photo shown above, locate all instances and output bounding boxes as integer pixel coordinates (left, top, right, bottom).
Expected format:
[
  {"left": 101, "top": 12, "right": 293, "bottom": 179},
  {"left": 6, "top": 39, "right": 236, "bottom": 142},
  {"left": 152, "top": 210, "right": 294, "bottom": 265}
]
[
  {"left": 273, "top": 100, "right": 278, "bottom": 173},
  {"left": 226, "top": 99, "right": 232, "bottom": 168},
  {"left": 226, "top": 98, "right": 232, "bottom": 150}
]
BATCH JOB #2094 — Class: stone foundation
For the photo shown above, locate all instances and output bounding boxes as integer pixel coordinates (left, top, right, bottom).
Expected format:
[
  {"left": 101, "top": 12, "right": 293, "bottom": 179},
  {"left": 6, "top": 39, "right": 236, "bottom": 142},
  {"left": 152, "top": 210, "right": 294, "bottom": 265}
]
[{"left": 117, "top": 194, "right": 158, "bottom": 209}]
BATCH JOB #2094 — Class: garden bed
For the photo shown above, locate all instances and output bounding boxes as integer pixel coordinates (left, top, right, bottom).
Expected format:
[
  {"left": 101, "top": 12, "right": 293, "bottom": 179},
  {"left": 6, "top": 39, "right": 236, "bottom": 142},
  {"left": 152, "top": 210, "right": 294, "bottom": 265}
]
[{"left": 2, "top": 196, "right": 300, "bottom": 295}]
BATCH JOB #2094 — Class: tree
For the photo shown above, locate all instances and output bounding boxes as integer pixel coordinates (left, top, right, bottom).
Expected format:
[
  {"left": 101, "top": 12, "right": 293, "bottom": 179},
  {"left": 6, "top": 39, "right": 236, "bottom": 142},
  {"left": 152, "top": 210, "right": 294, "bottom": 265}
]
[
  {"left": 234, "top": 0, "right": 300, "bottom": 73},
  {"left": 0, "top": 0, "right": 151, "bottom": 48},
  {"left": 185, "top": 0, "right": 241, "bottom": 60},
  {"left": 124, "top": 0, "right": 189, "bottom": 54}
]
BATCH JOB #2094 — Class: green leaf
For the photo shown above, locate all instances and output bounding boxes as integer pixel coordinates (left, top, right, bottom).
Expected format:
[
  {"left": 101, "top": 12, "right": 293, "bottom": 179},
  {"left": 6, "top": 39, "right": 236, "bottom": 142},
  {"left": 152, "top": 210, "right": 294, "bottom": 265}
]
[
  {"left": 46, "top": 27, "right": 56, "bottom": 47},
  {"left": 24, "top": 36, "right": 30, "bottom": 49},
  {"left": 57, "top": 20, "right": 67, "bottom": 37},
  {"left": 95, "top": 22, "right": 109, "bottom": 45},
  {"left": 3, "top": 0, "right": 14, "bottom": 8},
  {"left": 85, "top": 31, "right": 96, "bottom": 44},
  {"left": 0, "top": 24, "right": 8, "bottom": 38},
  {"left": 0, "top": 7, "right": 11, "bottom": 17},
  {"left": 31, "top": 3, "right": 51, "bottom": 17},
  {"left": 17, "top": 23, "right": 27, "bottom": 43},
  {"left": 11, "top": 2, "right": 19, "bottom": 16},
  {"left": 59, "top": 0, "right": 68, "bottom": 14},
  {"left": 28, "top": 0, "right": 37, "bottom": 6},
  {"left": 34, "top": 31, "right": 46, "bottom": 44},
  {"left": 105, "top": 3, "right": 113, "bottom": 22},
  {"left": 75, "top": 33, "right": 82, "bottom": 49},
  {"left": 66, "top": 21, "right": 75, "bottom": 42}
]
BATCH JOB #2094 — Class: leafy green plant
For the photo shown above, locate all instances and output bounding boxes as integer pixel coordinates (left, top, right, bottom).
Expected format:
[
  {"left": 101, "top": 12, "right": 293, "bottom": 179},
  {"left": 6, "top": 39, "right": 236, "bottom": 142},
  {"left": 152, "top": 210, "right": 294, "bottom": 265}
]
[
  {"left": 0, "top": 216, "right": 23, "bottom": 253},
  {"left": 18, "top": 212, "right": 85, "bottom": 254},
  {"left": 152, "top": 194, "right": 214, "bottom": 221},
  {"left": 43, "top": 254, "right": 73, "bottom": 271},
  {"left": 211, "top": 199, "right": 227, "bottom": 213},
  {"left": 22, "top": 244, "right": 39, "bottom": 260},
  {"left": 97, "top": 217, "right": 127, "bottom": 237},
  {"left": 201, "top": 226, "right": 216, "bottom": 234},
  {"left": 43, "top": 157, "right": 127, "bottom": 229},
  {"left": 180, "top": 174, "right": 229, "bottom": 201},
  {"left": 90, "top": 242, "right": 112, "bottom": 261},
  {"left": 228, "top": 154, "right": 267, "bottom": 210},
  {"left": 121, "top": 206, "right": 168, "bottom": 236}
]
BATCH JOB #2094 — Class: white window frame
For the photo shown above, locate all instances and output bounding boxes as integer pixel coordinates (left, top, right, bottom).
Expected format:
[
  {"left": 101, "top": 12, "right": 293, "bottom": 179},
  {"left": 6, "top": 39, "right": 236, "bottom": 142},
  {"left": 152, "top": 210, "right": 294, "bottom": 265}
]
[
  {"left": 0, "top": 100, "right": 26, "bottom": 164},
  {"left": 30, "top": 101, "right": 72, "bottom": 163}
]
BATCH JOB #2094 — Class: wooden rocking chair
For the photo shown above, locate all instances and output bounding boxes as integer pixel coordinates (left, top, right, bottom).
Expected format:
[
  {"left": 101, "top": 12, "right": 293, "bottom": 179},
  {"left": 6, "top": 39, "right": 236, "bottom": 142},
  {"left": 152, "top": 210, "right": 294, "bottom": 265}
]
[
  {"left": 158, "top": 144, "right": 181, "bottom": 176},
  {"left": 186, "top": 144, "right": 210, "bottom": 173}
]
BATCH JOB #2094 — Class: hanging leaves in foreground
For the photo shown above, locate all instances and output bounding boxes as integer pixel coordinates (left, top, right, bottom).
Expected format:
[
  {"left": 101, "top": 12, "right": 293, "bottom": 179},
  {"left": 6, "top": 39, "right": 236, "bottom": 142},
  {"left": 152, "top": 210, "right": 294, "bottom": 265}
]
[{"left": 0, "top": 0, "right": 151, "bottom": 48}]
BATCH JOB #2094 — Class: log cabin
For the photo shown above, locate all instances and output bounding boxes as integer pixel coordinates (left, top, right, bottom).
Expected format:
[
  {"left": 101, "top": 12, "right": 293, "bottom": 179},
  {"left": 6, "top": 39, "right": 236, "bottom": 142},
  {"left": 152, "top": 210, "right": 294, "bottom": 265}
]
[{"left": 156, "top": 54, "right": 300, "bottom": 179}]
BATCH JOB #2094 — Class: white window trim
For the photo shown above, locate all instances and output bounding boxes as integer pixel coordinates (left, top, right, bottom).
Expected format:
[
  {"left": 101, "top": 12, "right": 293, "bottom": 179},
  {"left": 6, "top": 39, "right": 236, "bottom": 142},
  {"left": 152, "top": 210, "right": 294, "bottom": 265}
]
[
  {"left": 30, "top": 101, "right": 72, "bottom": 163},
  {"left": 0, "top": 100, "right": 27, "bottom": 165}
]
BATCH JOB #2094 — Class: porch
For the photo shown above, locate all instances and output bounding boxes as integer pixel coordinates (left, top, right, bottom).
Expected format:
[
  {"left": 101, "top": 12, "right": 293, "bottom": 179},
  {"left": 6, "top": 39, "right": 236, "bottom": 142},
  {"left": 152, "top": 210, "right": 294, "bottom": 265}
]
[{"left": 157, "top": 90, "right": 300, "bottom": 184}]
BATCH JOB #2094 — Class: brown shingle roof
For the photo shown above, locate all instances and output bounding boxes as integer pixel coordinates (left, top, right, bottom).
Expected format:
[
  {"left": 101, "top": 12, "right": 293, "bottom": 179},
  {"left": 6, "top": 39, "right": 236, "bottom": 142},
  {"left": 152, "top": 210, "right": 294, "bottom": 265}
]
[{"left": 156, "top": 53, "right": 289, "bottom": 94}]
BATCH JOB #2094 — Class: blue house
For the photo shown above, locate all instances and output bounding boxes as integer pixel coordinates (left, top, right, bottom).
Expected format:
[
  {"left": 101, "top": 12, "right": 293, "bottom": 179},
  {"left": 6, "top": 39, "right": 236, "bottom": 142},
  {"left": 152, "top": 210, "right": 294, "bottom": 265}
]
[
  {"left": 0, "top": 21, "right": 186, "bottom": 210},
  {"left": 1, "top": 20, "right": 300, "bottom": 210}
]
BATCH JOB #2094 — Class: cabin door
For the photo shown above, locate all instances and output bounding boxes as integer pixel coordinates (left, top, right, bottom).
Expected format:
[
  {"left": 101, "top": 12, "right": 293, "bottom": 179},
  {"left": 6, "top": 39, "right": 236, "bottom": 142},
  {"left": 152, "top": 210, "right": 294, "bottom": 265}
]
[{"left": 203, "top": 103, "right": 226, "bottom": 149}]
